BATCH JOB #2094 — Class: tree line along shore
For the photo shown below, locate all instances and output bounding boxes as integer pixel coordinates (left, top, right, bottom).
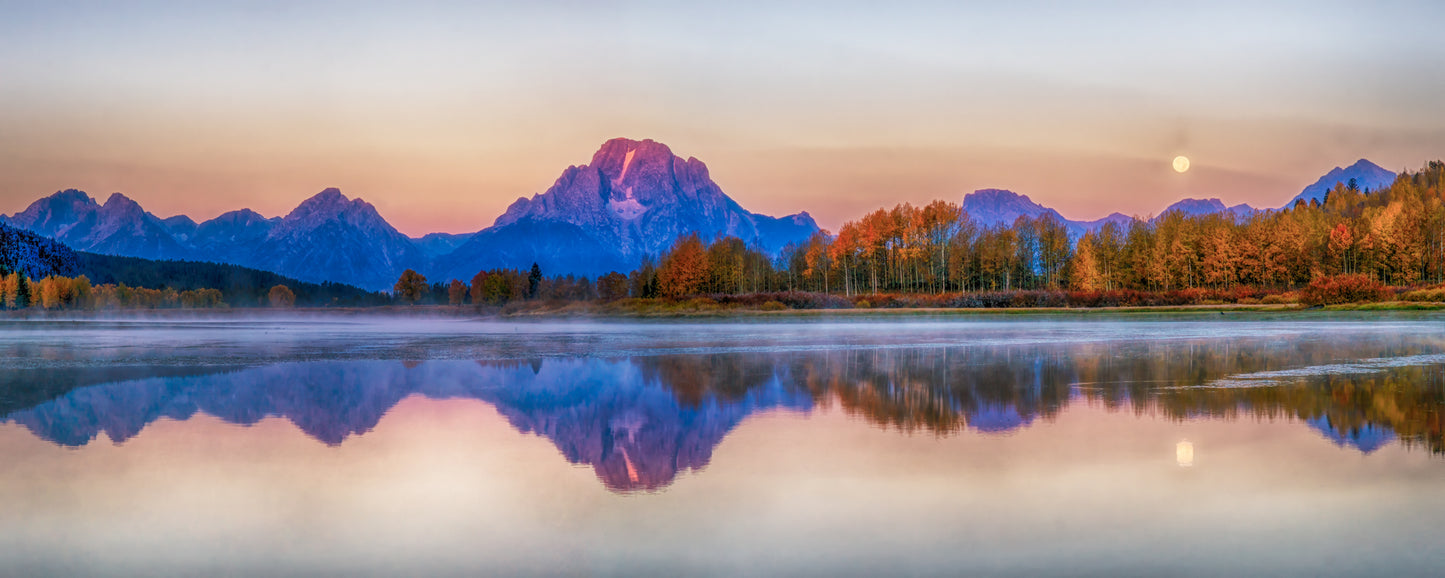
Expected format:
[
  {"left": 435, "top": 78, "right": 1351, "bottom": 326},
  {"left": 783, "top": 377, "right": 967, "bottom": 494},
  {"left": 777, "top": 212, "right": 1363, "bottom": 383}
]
[{"left": 5, "top": 162, "right": 1445, "bottom": 314}]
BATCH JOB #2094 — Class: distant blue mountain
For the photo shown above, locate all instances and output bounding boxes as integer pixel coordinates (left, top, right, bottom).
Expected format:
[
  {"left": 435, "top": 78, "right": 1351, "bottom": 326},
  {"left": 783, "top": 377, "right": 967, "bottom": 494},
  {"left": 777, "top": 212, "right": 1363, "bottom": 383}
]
[
  {"left": 1286, "top": 159, "right": 1397, "bottom": 207},
  {"left": 1161, "top": 198, "right": 1257, "bottom": 220},
  {"left": 961, "top": 188, "right": 1132, "bottom": 238},
  {"left": 190, "top": 208, "right": 280, "bottom": 264},
  {"left": 240, "top": 188, "right": 427, "bottom": 291},
  {"left": 411, "top": 232, "right": 474, "bottom": 258}
]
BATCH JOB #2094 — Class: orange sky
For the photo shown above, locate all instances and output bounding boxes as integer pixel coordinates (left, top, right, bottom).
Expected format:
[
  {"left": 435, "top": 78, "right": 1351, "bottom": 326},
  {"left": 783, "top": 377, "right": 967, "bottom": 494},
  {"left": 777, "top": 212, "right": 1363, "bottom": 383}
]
[{"left": 1, "top": 2, "right": 1442, "bottom": 235}]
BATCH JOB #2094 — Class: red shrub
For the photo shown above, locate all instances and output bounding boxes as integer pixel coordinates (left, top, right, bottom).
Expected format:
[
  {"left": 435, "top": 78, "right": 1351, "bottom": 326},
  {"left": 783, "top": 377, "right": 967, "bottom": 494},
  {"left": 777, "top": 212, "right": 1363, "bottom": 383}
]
[{"left": 1299, "top": 274, "right": 1389, "bottom": 306}]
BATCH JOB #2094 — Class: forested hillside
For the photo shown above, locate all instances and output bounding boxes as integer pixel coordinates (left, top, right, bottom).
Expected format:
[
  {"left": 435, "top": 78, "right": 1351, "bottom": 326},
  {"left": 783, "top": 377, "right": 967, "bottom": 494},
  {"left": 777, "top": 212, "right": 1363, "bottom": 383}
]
[
  {"left": 3, "top": 222, "right": 386, "bottom": 308},
  {"left": 75, "top": 253, "right": 388, "bottom": 307},
  {"left": 0, "top": 223, "right": 80, "bottom": 279}
]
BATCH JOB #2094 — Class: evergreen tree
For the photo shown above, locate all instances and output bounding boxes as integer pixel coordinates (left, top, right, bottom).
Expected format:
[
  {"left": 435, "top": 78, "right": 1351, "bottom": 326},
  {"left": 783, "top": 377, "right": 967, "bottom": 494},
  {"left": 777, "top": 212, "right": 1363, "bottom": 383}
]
[
  {"left": 528, "top": 263, "right": 542, "bottom": 299},
  {"left": 16, "top": 275, "right": 31, "bottom": 308}
]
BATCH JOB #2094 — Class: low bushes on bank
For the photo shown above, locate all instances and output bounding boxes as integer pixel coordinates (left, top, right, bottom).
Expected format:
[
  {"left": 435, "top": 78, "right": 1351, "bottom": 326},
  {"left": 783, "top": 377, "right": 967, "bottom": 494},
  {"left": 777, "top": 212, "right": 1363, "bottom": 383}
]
[{"left": 1299, "top": 274, "right": 1390, "bottom": 307}]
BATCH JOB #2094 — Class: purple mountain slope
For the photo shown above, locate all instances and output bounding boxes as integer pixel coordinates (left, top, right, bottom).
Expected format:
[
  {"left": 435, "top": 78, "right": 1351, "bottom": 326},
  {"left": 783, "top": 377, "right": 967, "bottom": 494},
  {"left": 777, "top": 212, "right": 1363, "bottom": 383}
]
[
  {"left": 1161, "top": 198, "right": 1257, "bottom": 220},
  {"left": 430, "top": 138, "right": 819, "bottom": 279},
  {"left": 190, "top": 208, "right": 281, "bottom": 264},
  {"left": 1287, "top": 159, "right": 1396, "bottom": 207},
  {"left": 961, "top": 189, "right": 1132, "bottom": 238},
  {"left": 160, "top": 215, "right": 198, "bottom": 242},
  {"left": 240, "top": 188, "right": 428, "bottom": 291},
  {"left": 412, "top": 232, "right": 474, "bottom": 258},
  {"left": 3, "top": 190, "right": 193, "bottom": 260}
]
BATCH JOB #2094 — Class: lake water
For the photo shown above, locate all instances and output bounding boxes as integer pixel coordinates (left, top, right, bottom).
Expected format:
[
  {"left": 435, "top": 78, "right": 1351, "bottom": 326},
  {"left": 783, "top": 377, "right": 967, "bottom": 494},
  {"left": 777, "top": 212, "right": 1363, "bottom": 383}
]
[{"left": 2, "top": 315, "right": 1443, "bottom": 576}]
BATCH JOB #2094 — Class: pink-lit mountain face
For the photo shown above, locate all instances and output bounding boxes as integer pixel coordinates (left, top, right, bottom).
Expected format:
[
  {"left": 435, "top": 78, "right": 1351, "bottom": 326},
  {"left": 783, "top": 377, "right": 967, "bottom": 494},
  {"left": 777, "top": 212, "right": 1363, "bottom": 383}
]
[{"left": 431, "top": 138, "right": 820, "bottom": 280}]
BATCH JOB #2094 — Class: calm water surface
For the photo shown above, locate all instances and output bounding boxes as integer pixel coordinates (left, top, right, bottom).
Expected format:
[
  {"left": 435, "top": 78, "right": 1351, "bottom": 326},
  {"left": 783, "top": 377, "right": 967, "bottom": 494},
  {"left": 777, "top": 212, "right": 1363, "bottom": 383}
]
[{"left": 1, "top": 315, "right": 1443, "bottom": 576}]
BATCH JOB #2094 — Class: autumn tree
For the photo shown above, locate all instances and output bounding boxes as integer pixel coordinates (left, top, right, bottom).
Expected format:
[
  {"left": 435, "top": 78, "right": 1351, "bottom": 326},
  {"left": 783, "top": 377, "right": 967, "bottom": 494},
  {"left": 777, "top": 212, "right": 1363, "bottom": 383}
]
[
  {"left": 37, "top": 276, "right": 62, "bottom": 309},
  {"left": 1092, "top": 222, "right": 1125, "bottom": 290},
  {"left": 1070, "top": 231, "right": 1104, "bottom": 291},
  {"left": 481, "top": 271, "right": 515, "bottom": 305},
  {"left": 0, "top": 272, "right": 17, "bottom": 309},
  {"left": 470, "top": 271, "right": 488, "bottom": 304},
  {"left": 180, "top": 288, "right": 224, "bottom": 308},
  {"left": 393, "top": 269, "right": 428, "bottom": 304},
  {"left": 1042, "top": 219, "right": 1070, "bottom": 288},
  {"left": 447, "top": 279, "right": 467, "bottom": 306},
  {"left": 830, "top": 222, "right": 863, "bottom": 296},
  {"left": 658, "top": 233, "right": 708, "bottom": 297},
  {"left": 268, "top": 284, "right": 296, "bottom": 308},
  {"left": 918, "top": 201, "right": 962, "bottom": 292},
  {"left": 597, "top": 271, "right": 629, "bottom": 301}
]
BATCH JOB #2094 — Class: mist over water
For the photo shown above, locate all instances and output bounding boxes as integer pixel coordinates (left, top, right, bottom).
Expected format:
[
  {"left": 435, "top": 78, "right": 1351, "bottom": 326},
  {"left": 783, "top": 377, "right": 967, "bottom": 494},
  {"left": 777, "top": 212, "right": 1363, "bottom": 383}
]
[{"left": 2, "top": 316, "right": 1443, "bottom": 576}]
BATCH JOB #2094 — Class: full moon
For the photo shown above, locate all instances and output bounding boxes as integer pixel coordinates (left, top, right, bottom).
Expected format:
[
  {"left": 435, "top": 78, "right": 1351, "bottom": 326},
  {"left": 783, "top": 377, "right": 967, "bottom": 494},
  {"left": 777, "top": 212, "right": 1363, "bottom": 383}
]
[{"left": 1173, "top": 155, "right": 1191, "bottom": 173}]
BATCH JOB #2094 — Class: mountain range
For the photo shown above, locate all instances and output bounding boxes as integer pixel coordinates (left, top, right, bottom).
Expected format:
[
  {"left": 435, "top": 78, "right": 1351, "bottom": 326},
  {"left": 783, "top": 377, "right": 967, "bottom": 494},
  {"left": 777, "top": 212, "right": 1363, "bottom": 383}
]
[
  {"left": 0, "top": 139, "right": 1399, "bottom": 291},
  {"left": 1, "top": 139, "right": 820, "bottom": 290},
  {"left": 951, "top": 158, "right": 1396, "bottom": 238}
]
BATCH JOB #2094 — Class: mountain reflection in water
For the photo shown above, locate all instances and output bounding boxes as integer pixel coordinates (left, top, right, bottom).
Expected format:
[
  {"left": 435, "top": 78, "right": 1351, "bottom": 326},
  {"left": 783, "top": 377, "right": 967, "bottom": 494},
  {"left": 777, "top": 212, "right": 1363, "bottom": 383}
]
[{"left": 5, "top": 336, "right": 1443, "bottom": 492}]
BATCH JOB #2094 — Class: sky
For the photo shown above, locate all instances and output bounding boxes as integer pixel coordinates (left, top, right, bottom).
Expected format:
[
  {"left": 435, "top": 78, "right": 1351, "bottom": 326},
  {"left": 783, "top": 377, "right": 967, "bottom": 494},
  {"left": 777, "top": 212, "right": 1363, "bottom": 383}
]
[{"left": 1, "top": 0, "right": 1442, "bottom": 235}]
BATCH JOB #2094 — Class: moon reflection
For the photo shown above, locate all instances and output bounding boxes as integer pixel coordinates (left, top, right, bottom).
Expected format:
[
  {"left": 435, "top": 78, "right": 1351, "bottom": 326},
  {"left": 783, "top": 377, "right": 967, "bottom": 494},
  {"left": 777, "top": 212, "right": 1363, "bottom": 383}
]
[{"left": 1177, "top": 440, "right": 1195, "bottom": 467}]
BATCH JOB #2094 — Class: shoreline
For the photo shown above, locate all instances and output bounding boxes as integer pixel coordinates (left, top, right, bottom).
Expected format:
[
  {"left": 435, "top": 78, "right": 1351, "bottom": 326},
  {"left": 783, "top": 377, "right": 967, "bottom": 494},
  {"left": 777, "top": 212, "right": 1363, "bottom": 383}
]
[{"left": 2, "top": 301, "right": 1444, "bottom": 321}]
